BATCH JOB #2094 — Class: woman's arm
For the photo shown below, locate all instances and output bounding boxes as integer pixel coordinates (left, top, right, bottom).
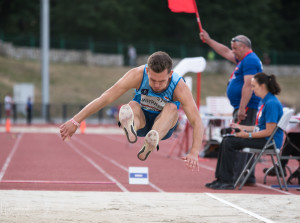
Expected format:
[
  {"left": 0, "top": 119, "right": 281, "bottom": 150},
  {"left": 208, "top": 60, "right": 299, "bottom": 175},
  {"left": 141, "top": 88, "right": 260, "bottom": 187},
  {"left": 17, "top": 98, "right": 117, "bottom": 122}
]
[
  {"left": 235, "top": 123, "right": 277, "bottom": 138},
  {"left": 230, "top": 123, "right": 255, "bottom": 132}
]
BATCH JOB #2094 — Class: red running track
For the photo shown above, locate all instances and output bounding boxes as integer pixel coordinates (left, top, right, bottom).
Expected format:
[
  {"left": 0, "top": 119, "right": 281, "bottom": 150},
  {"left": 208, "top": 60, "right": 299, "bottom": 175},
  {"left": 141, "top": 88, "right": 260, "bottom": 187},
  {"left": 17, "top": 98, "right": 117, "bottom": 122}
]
[{"left": 0, "top": 131, "right": 299, "bottom": 195}]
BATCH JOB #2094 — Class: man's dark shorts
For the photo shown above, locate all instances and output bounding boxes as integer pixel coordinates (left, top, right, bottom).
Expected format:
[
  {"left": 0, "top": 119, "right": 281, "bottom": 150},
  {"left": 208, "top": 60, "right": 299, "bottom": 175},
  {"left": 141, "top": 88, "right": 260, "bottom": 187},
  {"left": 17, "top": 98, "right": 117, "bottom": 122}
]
[{"left": 137, "top": 109, "right": 178, "bottom": 140}]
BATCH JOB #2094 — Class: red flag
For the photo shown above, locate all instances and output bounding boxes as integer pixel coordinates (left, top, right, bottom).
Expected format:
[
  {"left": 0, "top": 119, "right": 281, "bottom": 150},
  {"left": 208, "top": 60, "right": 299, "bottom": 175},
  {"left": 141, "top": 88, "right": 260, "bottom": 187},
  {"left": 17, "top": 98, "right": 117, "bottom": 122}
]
[{"left": 168, "top": 0, "right": 196, "bottom": 13}]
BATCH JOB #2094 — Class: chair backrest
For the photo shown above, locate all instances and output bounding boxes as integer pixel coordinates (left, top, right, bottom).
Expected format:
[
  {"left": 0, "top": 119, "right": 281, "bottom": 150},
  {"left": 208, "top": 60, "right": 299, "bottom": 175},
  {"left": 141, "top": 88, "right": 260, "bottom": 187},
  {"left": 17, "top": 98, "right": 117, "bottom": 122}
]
[{"left": 277, "top": 108, "right": 295, "bottom": 131}]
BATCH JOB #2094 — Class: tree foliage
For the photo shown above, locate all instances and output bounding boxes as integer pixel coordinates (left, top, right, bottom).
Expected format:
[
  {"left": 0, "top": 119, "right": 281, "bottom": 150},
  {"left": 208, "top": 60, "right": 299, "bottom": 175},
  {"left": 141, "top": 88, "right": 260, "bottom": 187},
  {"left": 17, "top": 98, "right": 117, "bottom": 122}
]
[{"left": 0, "top": 0, "right": 299, "bottom": 51}]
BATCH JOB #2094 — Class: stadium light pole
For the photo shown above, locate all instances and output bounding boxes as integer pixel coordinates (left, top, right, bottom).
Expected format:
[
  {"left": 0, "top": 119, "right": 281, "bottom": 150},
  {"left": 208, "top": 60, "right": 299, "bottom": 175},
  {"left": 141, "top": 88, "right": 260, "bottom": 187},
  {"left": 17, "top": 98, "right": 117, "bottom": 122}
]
[{"left": 41, "top": 0, "right": 49, "bottom": 121}]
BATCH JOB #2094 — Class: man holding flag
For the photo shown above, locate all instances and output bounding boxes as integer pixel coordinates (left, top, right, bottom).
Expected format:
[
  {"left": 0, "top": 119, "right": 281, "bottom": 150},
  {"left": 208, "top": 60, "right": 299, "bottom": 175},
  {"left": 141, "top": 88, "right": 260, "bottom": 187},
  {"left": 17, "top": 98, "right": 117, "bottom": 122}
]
[{"left": 200, "top": 30, "right": 262, "bottom": 188}]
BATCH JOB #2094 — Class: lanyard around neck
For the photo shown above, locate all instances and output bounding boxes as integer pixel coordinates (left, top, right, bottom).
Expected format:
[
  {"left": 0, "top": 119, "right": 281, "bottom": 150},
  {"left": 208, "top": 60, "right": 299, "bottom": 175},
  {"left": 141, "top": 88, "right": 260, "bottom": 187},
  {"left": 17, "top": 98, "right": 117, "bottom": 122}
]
[
  {"left": 255, "top": 103, "right": 265, "bottom": 126},
  {"left": 229, "top": 50, "right": 253, "bottom": 80}
]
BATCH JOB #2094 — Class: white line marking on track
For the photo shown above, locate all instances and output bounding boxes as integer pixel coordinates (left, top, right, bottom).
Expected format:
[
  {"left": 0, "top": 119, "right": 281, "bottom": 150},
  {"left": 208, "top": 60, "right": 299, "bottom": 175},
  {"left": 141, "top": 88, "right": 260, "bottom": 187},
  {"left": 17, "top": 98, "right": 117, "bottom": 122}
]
[
  {"left": 1, "top": 180, "right": 115, "bottom": 184},
  {"left": 205, "top": 193, "right": 276, "bottom": 223},
  {"left": 198, "top": 163, "right": 215, "bottom": 171},
  {"left": 63, "top": 138, "right": 129, "bottom": 192},
  {"left": 256, "top": 183, "right": 293, "bottom": 195},
  {"left": 0, "top": 133, "right": 23, "bottom": 181},
  {"left": 74, "top": 137, "right": 165, "bottom": 192}
]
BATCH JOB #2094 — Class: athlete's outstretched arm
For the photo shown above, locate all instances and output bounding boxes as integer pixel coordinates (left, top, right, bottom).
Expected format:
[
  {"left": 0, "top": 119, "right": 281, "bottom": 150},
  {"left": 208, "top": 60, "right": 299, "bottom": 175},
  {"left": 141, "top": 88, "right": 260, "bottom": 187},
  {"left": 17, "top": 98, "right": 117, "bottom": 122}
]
[
  {"left": 174, "top": 79, "right": 204, "bottom": 171},
  {"left": 60, "top": 66, "right": 144, "bottom": 141}
]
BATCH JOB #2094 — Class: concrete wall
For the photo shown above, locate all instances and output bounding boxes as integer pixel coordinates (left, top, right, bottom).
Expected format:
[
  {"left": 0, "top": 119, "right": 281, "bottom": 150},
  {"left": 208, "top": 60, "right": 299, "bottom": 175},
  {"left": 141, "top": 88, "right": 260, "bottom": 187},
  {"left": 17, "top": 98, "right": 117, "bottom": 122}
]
[
  {"left": 1, "top": 40, "right": 299, "bottom": 76},
  {"left": 0, "top": 41, "right": 123, "bottom": 66}
]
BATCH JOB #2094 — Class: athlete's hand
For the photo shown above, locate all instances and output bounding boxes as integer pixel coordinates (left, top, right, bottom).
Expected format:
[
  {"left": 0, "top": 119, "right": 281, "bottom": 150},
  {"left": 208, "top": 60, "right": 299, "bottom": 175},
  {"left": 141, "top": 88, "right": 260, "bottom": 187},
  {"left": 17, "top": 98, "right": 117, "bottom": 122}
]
[
  {"left": 181, "top": 152, "right": 199, "bottom": 171},
  {"left": 60, "top": 120, "right": 78, "bottom": 141}
]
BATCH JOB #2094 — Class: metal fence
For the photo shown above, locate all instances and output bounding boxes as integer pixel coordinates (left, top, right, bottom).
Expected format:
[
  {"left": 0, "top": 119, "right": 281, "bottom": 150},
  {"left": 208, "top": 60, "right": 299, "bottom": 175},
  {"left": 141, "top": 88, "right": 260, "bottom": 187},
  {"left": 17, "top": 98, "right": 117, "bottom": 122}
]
[
  {"left": 0, "top": 103, "right": 117, "bottom": 125},
  {"left": 1, "top": 32, "right": 300, "bottom": 65}
]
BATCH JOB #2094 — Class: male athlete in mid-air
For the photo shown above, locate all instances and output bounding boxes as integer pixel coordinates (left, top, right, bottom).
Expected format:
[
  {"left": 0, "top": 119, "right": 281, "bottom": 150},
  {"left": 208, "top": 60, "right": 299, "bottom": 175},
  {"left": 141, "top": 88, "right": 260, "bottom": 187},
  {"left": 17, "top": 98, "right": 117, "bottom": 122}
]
[{"left": 60, "top": 51, "right": 204, "bottom": 171}]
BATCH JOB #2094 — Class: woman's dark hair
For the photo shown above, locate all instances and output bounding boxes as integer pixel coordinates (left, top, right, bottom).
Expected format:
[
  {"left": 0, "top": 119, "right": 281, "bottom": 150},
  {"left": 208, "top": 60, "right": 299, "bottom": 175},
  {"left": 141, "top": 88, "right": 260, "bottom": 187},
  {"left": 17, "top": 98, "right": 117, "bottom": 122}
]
[
  {"left": 147, "top": 51, "right": 172, "bottom": 73},
  {"left": 254, "top": 72, "right": 281, "bottom": 95}
]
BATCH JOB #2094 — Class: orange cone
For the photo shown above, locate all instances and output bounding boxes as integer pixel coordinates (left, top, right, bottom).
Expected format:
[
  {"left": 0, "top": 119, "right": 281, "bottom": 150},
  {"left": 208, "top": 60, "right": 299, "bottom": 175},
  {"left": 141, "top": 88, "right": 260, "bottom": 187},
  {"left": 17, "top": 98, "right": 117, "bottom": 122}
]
[
  {"left": 5, "top": 118, "right": 11, "bottom": 133},
  {"left": 80, "top": 120, "right": 86, "bottom": 134}
]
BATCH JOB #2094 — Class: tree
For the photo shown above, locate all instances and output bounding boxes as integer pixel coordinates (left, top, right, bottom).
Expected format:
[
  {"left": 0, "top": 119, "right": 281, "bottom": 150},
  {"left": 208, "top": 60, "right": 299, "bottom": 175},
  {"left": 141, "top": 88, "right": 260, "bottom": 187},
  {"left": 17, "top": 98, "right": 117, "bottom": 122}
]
[{"left": 0, "top": 0, "right": 299, "bottom": 52}]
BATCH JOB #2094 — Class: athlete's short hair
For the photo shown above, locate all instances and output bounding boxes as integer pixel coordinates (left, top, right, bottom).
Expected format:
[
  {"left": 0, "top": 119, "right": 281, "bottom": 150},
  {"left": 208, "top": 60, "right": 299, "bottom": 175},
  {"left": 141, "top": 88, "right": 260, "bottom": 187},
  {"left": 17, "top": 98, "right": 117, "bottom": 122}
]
[{"left": 147, "top": 51, "right": 172, "bottom": 73}]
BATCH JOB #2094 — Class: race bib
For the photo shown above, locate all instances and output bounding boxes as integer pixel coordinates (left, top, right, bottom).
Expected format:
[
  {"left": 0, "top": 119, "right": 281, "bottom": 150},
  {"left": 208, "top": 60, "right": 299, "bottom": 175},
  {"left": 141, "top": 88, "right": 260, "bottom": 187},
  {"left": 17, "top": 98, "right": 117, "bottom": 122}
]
[{"left": 140, "top": 95, "right": 166, "bottom": 112}]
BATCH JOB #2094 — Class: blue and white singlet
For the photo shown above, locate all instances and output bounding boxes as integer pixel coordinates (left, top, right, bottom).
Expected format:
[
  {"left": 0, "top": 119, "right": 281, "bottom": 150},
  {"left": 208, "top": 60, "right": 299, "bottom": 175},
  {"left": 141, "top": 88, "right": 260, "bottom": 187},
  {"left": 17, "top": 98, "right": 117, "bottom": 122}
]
[{"left": 133, "top": 64, "right": 182, "bottom": 114}]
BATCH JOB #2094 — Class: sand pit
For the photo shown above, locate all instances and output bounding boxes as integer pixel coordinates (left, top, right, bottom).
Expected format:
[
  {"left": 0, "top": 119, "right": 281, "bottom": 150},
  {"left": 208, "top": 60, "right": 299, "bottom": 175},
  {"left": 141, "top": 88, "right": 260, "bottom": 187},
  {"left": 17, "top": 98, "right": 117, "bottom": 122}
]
[{"left": 1, "top": 190, "right": 299, "bottom": 223}]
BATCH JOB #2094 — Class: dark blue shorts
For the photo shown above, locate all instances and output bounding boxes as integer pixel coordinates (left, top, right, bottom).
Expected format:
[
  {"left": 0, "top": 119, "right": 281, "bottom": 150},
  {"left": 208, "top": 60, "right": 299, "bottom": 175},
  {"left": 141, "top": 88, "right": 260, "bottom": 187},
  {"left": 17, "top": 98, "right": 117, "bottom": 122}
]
[{"left": 137, "top": 109, "right": 178, "bottom": 140}]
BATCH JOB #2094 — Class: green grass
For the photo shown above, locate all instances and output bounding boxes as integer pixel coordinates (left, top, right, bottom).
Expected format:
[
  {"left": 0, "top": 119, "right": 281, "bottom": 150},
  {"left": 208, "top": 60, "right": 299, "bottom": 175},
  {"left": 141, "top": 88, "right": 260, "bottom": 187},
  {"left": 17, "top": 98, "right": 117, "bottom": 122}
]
[{"left": 0, "top": 56, "right": 299, "bottom": 113}]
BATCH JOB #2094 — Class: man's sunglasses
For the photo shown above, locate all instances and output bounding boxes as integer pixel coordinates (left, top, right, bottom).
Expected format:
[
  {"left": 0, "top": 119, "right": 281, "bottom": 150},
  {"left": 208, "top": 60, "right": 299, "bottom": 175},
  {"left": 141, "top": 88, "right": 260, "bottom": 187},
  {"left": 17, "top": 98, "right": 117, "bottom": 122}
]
[{"left": 231, "top": 37, "right": 251, "bottom": 48}]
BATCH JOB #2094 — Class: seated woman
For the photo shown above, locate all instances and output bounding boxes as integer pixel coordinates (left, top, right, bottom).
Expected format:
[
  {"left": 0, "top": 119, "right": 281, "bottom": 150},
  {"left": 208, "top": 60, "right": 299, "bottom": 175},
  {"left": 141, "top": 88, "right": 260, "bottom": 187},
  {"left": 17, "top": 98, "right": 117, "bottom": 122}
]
[{"left": 206, "top": 72, "right": 284, "bottom": 189}]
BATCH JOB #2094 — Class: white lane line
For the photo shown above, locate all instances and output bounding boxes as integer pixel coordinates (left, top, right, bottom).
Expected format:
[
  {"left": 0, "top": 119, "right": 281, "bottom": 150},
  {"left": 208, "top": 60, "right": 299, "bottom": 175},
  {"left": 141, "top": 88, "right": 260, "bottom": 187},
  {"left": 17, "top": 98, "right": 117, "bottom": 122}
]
[
  {"left": 256, "top": 183, "right": 293, "bottom": 195},
  {"left": 198, "top": 163, "right": 215, "bottom": 171},
  {"left": 103, "top": 134, "right": 127, "bottom": 143},
  {"left": 64, "top": 139, "right": 128, "bottom": 192},
  {"left": 74, "top": 137, "right": 165, "bottom": 192},
  {"left": 1, "top": 180, "right": 115, "bottom": 184},
  {"left": 0, "top": 133, "right": 23, "bottom": 181},
  {"left": 205, "top": 193, "right": 276, "bottom": 223}
]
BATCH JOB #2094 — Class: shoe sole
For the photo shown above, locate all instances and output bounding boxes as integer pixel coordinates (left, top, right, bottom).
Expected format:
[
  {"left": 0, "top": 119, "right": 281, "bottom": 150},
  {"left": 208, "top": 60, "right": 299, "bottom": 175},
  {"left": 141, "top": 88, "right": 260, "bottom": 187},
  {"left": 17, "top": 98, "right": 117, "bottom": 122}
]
[
  {"left": 137, "top": 130, "right": 159, "bottom": 161},
  {"left": 119, "top": 104, "right": 137, "bottom": 143}
]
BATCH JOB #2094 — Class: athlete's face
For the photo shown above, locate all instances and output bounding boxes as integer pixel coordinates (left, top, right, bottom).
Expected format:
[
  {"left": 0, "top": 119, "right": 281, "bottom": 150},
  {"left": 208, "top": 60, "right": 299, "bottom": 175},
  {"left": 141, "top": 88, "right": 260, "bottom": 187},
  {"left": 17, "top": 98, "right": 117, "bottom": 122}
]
[{"left": 147, "top": 68, "right": 171, "bottom": 93}]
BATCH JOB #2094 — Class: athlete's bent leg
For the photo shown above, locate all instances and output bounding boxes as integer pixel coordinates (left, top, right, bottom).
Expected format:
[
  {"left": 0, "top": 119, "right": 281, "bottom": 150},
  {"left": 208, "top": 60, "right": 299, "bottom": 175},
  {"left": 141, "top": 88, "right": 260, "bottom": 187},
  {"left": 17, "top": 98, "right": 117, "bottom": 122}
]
[
  {"left": 128, "top": 101, "right": 146, "bottom": 131},
  {"left": 152, "top": 103, "right": 178, "bottom": 141},
  {"left": 137, "top": 103, "right": 178, "bottom": 161},
  {"left": 119, "top": 101, "right": 146, "bottom": 143}
]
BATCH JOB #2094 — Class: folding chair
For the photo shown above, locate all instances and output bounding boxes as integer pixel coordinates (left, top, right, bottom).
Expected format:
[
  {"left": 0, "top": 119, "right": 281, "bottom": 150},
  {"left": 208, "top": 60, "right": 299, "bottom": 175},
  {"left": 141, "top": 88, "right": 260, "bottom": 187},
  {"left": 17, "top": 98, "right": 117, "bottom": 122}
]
[
  {"left": 264, "top": 132, "right": 300, "bottom": 184},
  {"left": 234, "top": 108, "right": 295, "bottom": 190}
]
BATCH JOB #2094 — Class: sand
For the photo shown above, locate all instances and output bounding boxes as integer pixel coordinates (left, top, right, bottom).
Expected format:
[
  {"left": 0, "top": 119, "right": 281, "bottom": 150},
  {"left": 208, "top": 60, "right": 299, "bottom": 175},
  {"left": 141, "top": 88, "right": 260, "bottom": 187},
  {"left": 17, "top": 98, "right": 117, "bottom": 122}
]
[{"left": 0, "top": 190, "right": 299, "bottom": 223}]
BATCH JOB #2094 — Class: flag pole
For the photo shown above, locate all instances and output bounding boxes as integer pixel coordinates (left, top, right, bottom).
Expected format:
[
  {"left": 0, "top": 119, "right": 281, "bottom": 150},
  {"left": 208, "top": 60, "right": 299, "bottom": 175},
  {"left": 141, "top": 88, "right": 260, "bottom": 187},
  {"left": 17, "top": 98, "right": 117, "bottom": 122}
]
[
  {"left": 192, "top": 0, "right": 203, "bottom": 33},
  {"left": 192, "top": 0, "right": 203, "bottom": 110}
]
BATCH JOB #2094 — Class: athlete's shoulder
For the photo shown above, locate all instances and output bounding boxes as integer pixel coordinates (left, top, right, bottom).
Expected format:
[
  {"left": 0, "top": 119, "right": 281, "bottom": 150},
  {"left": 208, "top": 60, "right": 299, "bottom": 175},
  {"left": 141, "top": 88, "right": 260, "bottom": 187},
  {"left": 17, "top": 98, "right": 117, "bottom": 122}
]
[
  {"left": 173, "top": 78, "right": 189, "bottom": 101},
  {"left": 119, "top": 65, "right": 145, "bottom": 90},
  {"left": 124, "top": 65, "right": 145, "bottom": 78}
]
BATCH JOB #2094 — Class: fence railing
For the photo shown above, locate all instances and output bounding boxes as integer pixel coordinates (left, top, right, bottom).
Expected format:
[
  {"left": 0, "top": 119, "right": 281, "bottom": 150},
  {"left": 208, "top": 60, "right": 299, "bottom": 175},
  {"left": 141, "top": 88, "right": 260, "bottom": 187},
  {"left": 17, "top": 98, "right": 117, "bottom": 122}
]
[
  {"left": 1, "top": 31, "right": 300, "bottom": 65},
  {"left": 0, "top": 103, "right": 118, "bottom": 125}
]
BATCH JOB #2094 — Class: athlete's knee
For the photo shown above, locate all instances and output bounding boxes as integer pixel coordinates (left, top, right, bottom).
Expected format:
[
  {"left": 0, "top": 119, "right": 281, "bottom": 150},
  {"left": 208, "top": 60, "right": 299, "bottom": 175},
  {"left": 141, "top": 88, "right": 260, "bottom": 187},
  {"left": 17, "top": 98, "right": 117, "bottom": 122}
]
[
  {"left": 128, "top": 101, "right": 141, "bottom": 112},
  {"left": 168, "top": 103, "right": 178, "bottom": 120},
  {"left": 163, "top": 103, "right": 178, "bottom": 114},
  {"left": 163, "top": 103, "right": 178, "bottom": 125}
]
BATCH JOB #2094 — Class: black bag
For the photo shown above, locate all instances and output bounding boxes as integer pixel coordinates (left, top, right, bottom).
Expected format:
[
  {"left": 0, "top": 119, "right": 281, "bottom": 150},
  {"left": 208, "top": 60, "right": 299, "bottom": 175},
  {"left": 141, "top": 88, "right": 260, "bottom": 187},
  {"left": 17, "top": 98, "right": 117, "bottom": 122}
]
[
  {"left": 287, "top": 167, "right": 300, "bottom": 185},
  {"left": 220, "top": 127, "right": 241, "bottom": 135}
]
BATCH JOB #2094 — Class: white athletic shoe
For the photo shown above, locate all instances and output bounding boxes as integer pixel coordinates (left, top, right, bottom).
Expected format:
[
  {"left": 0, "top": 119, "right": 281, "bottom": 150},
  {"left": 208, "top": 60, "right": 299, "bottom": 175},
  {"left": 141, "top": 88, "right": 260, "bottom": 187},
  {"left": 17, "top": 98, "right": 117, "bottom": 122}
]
[
  {"left": 137, "top": 130, "right": 159, "bottom": 161},
  {"left": 119, "top": 104, "right": 137, "bottom": 143}
]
